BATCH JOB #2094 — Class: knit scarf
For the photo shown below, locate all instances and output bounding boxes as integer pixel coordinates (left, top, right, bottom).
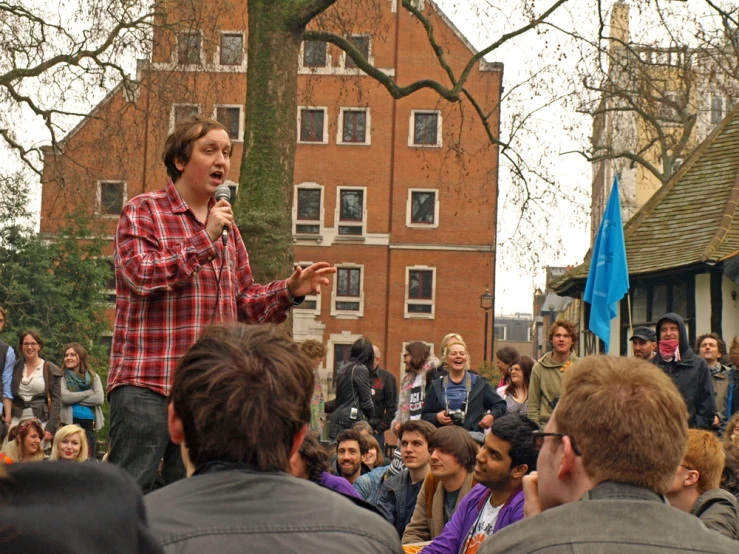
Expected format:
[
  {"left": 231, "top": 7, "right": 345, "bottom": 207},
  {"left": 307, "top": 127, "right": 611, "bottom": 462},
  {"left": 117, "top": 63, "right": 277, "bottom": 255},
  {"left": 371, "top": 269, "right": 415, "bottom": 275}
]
[
  {"left": 65, "top": 369, "right": 92, "bottom": 392},
  {"left": 658, "top": 339, "right": 681, "bottom": 363}
]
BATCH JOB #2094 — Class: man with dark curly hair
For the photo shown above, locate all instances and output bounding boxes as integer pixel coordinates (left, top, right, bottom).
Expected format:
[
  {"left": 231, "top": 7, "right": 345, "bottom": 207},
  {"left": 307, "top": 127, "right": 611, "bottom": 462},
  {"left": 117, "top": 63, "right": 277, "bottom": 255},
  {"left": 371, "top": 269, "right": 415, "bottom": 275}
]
[
  {"left": 696, "top": 332, "right": 730, "bottom": 430},
  {"left": 528, "top": 320, "right": 579, "bottom": 426}
]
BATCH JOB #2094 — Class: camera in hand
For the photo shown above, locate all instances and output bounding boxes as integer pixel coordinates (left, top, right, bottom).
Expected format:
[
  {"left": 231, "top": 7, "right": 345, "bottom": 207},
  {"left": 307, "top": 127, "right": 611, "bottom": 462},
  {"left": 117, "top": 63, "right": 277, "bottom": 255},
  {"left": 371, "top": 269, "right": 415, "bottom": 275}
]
[{"left": 446, "top": 409, "right": 465, "bottom": 426}]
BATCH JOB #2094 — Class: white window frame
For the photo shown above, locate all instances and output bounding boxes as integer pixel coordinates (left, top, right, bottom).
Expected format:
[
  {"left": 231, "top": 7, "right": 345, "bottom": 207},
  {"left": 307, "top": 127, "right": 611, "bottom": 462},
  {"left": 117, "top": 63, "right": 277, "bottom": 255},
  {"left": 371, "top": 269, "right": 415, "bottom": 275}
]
[
  {"left": 341, "top": 34, "right": 373, "bottom": 70},
  {"left": 331, "top": 263, "right": 365, "bottom": 318},
  {"left": 216, "top": 31, "right": 245, "bottom": 67},
  {"left": 299, "top": 40, "right": 331, "bottom": 72},
  {"left": 212, "top": 104, "right": 244, "bottom": 142},
  {"left": 406, "top": 188, "right": 439, "bottom": 228},
  {"left": 335, "top": 186, "right": 367, "bottom": 239},
  {"left": 96, "top": 180, "right": 127, "bottom": 218},
  {"left": 337, "top": 107, "right": 371, "bottom": 146},
  {"left": 399, "top": 341, "right": 435, "bottom": 373},
  {"left": 408, "top": 109, "right": 442, "bottom": 148},
  {"left": 175, "top": 30, "right": 204, "bottom": 65},
  {"left": 494, "top": 324, "right": 507, "bottom": 341},
  {"left": 170, "top": 103, "right": 200, "bottom": 133},
  {"left": 297, "top": 106, "right": 329, "bottom": 144},
  {"left": 405, "top": 265, "right": 436, "bottom": 319},
  {"left": 292, "top": 182, "right": 324, "bottom": 238},
  {"left": 294, "top": 261, "right": 321, "bottom": 316}
]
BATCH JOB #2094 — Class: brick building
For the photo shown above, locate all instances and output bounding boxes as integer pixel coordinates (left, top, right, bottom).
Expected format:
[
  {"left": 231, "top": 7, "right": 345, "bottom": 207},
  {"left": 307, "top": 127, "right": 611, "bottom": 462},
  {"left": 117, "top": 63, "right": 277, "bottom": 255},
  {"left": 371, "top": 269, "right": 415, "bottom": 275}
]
[{"left": 39, "top": 0, "right": 502, "bottom": 390}]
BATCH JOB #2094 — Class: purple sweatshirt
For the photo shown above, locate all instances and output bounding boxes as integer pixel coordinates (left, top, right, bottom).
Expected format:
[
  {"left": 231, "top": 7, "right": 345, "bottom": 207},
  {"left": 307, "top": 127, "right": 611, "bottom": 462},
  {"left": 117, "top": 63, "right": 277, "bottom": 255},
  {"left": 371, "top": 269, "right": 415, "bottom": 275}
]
[
  {"left": 318, "top": 471, "right": 362, "bottom": 499},
  {"left": 420, "top": 483, "right": 524, "bottom": 554}
]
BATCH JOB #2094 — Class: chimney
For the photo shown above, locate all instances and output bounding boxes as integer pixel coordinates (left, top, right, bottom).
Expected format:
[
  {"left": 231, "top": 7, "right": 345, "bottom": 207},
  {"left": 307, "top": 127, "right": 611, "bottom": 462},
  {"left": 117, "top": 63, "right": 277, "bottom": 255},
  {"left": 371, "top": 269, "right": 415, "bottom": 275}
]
[{"left": 610, "top": 1, "right": 630, "bottom": 46}]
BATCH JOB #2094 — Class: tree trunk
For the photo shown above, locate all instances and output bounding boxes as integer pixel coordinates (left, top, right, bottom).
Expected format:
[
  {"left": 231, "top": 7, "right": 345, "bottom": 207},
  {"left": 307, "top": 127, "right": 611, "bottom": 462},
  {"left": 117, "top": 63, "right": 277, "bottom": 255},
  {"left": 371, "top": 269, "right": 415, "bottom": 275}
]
[{"left": 237, "top": 1, "right": 303, "bottom": 286}]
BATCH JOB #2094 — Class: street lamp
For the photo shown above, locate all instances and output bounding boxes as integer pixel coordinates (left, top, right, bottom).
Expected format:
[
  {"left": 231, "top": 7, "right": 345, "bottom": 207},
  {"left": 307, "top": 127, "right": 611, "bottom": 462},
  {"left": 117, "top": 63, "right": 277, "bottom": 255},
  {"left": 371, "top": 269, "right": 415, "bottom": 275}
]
[{"left": 480, "top": 286, "right": 494, "bottom": 363}]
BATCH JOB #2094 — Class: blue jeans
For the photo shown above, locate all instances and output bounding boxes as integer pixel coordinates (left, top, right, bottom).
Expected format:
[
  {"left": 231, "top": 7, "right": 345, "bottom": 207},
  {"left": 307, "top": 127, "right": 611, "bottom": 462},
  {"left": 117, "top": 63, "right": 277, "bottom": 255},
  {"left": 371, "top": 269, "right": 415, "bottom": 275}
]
[{"left": 108, "top": 385, "right": 185, "bottom": 492}]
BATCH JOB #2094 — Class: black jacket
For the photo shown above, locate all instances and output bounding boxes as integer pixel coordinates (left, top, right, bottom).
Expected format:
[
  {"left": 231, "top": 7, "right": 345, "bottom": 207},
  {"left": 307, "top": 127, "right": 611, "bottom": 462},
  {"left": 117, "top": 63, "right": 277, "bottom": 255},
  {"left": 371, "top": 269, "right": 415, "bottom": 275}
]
[
  {"left": 369, "top": 366, "right": 398, "bottom": 434},
  {"left": 326, "top": 361, "right": 374, "bottom": 441},
  {"left": 655, "top": 313, "right": 716, "bottom": 430},
  {"left": 421, "top": 372, "right": 507, "bottom": 433}
]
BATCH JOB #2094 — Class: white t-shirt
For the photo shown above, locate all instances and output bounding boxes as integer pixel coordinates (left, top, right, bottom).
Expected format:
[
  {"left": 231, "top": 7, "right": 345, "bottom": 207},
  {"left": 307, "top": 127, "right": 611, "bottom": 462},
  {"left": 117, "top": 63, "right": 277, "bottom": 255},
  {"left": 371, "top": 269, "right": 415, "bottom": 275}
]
[
  {"left": 462, "top": 498, "right": 502, "bottom": 554},
  {"left": 408, "top": 373, "right": 424, "bottom": 420}
]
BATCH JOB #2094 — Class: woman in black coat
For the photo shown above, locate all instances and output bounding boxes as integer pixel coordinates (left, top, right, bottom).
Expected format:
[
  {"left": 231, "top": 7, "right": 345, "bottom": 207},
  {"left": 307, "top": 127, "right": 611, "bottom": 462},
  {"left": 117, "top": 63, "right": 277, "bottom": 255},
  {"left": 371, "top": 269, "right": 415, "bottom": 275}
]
[{"left": 326, "top": 337, "right": 375, "bottom": 442}]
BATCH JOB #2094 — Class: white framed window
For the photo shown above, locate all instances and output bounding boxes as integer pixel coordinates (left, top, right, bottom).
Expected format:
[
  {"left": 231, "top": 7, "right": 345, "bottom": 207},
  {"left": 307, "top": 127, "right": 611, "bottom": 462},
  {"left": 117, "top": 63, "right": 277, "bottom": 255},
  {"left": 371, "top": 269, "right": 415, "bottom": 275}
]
[
  {"left": 341, "top": 35, "right": 372, "bottom": 69},
  {"left": 225, "top": 179, "right": 238, "bottom": 204},
  {"left": 302, "top": 40, "right": 329, "bottom": 68},
  {"left": 218, "top": 31, "right": 244, "bottom": 66},
  {"left": 331, "top": 263, "right": 365, "bottom": 318},
  {"left": 494, "top": 324, "right": 507, "bottom": 340},
  {"left": 327, "top": 331, "right": 363, "bottom": 390},
  {"left": 711, "top": 95, "right": 724, "bottom": 124},
  {"left": 399, "top": 341, "right": 435, "bottom": 373},
  {"left": 408, "top": 110, "right": 442, "bottom": 147},
  {"left": 96, "top": 180, "right": 127, "bottom": 217},
  {"left": 337, "top": 107, "right": 371, "bottom": 145},
  {"left": 170, "top": 103, "right": 200, "bottom": 132},
  {"left": 213, "top": 104, "right": 244, "bottom": 141},
  {"left": 293, "top": 183, "right": 324, "bottom": 237},
  {"left": 335, "top": 187, "right": 366, "bottom": 238},
  {"left": 297, "top": 106, "right": 329, "bottom": 144},
  {"left": 293, "top": 261, "right": 321, "bottom": 316},
  {"left": 405, "top": 266, "right": 436, "bottom": 319},
  {"left": 176, "top": 31, "right": 203, "bottom": 65},
  {"left": 406, "top": 189, "right": 439, "bottom": 228}
]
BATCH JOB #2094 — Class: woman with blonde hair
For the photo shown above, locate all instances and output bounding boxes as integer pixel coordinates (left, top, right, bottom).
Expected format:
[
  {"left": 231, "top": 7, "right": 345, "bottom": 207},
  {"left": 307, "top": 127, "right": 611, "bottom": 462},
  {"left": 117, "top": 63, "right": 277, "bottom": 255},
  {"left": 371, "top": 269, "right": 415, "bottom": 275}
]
[
  {"left": 422, "top": 339, "right": 507, "bottom": 433},
  {"left": 2, "top": 419, "right": 45, "bottom": 462},
  {"left": 438, "top": 333, "right": 462, "bottom": 376},
  {"left": 50, "top": 424, "right": 89, "bottom": 462},
  {"left": 60, "top": 342, "right": 104, "bottom": 459}
]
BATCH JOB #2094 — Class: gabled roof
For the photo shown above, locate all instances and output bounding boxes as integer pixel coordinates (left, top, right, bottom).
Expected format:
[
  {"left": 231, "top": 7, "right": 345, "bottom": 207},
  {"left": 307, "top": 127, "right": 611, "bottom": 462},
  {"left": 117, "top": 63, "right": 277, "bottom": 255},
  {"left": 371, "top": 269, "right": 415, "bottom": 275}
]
[{"left": 552, "top": 101, "right": 739, "bottom": 294}]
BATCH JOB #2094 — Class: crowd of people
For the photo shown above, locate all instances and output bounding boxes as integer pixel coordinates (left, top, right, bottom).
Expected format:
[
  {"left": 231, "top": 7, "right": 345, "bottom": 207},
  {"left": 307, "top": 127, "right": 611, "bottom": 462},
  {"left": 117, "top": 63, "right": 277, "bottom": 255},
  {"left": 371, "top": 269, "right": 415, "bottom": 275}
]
[{"left": 3, "top": 116, "right": 739, "bottom": 553}]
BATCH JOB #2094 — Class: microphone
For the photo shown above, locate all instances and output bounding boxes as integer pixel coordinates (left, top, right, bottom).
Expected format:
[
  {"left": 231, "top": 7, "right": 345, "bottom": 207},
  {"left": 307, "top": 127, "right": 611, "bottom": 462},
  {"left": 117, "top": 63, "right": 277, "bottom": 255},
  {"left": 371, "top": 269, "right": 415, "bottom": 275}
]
[{"left": 214, "top": 184, "right": 231, "bottom": 245}]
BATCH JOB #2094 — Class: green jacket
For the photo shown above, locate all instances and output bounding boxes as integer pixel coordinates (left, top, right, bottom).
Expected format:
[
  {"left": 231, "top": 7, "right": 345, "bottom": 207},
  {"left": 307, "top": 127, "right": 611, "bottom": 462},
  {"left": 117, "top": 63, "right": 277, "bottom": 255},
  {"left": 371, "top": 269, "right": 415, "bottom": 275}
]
[{"left": 528, "top": 351, "right": 579, "bottom": 425}]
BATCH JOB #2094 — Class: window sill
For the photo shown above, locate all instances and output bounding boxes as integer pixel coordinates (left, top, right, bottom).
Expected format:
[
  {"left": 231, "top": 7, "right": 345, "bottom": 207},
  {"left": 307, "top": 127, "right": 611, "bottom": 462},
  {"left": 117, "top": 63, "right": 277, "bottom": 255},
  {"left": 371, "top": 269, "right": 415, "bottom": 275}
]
[
  {"left": 334, "top": 235, "right": 366, "bottom": 242},
  {"left": 293, "top": 234, "right": 323, "bottom": 243}
]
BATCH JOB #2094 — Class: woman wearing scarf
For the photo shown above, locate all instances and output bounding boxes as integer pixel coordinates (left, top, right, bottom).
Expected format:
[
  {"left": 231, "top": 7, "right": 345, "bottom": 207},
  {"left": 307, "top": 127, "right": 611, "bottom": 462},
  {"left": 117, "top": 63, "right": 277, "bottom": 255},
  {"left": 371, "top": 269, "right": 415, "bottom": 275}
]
[{"left": 60, "top": 343, "right": 104, "bottom": 459}]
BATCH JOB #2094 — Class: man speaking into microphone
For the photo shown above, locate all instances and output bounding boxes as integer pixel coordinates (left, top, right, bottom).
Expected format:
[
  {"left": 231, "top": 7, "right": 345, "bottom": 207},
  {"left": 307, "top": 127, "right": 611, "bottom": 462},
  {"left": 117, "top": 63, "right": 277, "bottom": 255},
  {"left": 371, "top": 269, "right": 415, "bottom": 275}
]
[{"left": 107, "top": 114, "right": 335, "bottom": 491}]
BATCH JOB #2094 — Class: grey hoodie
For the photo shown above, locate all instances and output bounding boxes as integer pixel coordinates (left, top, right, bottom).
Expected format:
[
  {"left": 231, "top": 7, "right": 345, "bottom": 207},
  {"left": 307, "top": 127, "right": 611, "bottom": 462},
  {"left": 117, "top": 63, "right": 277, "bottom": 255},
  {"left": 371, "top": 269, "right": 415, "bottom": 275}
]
[{"left": 691, "top": 488, "right": 739, "bottom": 540}]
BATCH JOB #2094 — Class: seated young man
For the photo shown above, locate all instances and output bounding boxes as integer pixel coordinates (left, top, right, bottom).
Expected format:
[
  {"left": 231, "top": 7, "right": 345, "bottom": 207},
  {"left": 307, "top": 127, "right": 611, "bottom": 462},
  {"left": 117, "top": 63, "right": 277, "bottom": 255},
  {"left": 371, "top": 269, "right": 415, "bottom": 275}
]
[
  {"left": 421, "top": 414, "right": 536, "bottom": 554},
  {"left": 333, "top": 428, "right": 372, "bottom": 485},
  {"left": 377, "top": 420, "right": 435, "bottom": 536},
  {"left": 144, "top": 324, "right": 402, "bottom": 554},
  {"left": 402, "top": 426, "right": 479, "bottom": 544},
  {"left": 666, "top": 429, "right": 739, "bottom": 539},
  {"left": 480, "top": 356, "right": 738, "bottom": 554}
]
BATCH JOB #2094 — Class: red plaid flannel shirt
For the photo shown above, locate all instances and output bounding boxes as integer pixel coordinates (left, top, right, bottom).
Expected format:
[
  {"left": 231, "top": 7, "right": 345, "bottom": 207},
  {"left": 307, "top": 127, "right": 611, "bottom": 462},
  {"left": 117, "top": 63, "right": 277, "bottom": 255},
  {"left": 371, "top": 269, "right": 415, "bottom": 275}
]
[{"left": 108, "top": 182, "right": 295, "bottom": 397}]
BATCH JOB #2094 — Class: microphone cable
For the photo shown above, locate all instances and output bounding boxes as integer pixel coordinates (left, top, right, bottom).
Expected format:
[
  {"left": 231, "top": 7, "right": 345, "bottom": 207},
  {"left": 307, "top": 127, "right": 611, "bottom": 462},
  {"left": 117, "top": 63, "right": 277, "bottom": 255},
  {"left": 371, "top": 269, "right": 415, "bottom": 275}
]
[{"left": 209, "top": 241, "right": 227, "bottom": 325}]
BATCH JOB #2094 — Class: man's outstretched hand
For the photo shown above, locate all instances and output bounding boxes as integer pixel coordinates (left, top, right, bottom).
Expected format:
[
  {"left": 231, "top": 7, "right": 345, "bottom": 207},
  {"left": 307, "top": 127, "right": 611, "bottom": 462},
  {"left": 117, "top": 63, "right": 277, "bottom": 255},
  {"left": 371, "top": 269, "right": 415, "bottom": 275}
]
[{"left": 287, "top": 262, "right": 336, "bottom": 297}]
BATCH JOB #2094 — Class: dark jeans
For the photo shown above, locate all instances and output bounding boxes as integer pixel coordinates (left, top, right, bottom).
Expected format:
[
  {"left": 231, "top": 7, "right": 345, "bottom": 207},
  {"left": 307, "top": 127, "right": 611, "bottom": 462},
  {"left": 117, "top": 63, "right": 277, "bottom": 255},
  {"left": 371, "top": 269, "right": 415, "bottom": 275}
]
[
  {"left": 374, "top": 430, "right": 385, "bottom": 451},
  {"left": 73, "top": 417, "right": 96, "bottom": 459},
  {"left": 108, "top": 385, "right": 185, "bottom": 493}
]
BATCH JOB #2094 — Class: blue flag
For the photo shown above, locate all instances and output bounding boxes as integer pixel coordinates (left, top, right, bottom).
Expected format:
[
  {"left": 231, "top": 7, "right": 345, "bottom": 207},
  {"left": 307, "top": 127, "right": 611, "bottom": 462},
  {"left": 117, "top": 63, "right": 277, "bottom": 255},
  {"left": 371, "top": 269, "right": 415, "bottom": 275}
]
[{"left": 584, "top": 175, "right": 629, "bottom": 352}]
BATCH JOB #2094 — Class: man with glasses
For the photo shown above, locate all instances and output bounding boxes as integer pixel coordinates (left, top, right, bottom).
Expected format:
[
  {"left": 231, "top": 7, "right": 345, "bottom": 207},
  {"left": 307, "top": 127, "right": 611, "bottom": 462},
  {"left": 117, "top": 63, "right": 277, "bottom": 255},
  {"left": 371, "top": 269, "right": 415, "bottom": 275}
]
[
  {"left": 0, "top": 306, "right": 14, "bottom": 428},
  {"left": 480, "top": 356, "right": 737, "bottom": 554},
  {"left": 369, "top": 345, "right": 397, "bottom": 451},
  {"left": 421, "top": 414, "right": 537, "bottom": 554}
]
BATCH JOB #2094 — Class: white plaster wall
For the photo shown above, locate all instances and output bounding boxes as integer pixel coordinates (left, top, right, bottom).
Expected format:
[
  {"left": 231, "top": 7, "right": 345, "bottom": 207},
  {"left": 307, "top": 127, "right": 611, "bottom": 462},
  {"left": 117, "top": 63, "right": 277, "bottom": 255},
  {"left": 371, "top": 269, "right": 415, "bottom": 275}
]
[
  {"left": 722, "top": 276, "right": 739, "bottom": 341},
  {"left": 695, "top": 273, "right": 711, "bottom": 335}
]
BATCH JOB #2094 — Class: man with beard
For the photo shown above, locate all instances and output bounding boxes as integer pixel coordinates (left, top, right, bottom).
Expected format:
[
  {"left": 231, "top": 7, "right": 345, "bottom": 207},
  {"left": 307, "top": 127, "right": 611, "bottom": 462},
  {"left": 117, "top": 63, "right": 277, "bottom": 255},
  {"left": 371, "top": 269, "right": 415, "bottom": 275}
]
[
  {"left": 333, "top": 429, "right": 372, "bottom": 485},
  {"left": 630, "top": 326, "right": 657, "bottom": 360},
  {"left": 420, "top": 414, "right": 537, "bottom": 554}
]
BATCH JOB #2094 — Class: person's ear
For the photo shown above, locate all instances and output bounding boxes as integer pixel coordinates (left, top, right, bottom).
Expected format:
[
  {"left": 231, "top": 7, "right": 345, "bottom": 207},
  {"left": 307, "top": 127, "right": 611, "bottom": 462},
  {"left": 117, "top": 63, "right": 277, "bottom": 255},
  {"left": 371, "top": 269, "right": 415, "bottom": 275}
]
[
  {"left": 168, "top": 402, "right": 185, "bottom": 445},
  {"left": 556, "top": 436, "right": 578, "bottom": 480},
  {"left": 290, "top": 424, "right": 309, "bottom": 459},
  {"left": 174, "top": 157, "right": 187, "bottom": 172},
  {"left": 684, "top": 469, "right": 700, "bottom": 488},
  {"left": 511, "top": 463, "right": 528, "bottom": 480}
]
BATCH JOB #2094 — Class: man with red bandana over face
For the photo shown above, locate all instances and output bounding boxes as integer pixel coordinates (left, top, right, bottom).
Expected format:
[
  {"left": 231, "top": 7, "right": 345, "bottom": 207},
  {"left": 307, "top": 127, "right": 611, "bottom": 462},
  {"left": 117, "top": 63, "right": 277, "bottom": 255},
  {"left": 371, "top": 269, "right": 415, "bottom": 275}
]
[{"left": 655, "top": 313, "right": 716, "bottom": 430}]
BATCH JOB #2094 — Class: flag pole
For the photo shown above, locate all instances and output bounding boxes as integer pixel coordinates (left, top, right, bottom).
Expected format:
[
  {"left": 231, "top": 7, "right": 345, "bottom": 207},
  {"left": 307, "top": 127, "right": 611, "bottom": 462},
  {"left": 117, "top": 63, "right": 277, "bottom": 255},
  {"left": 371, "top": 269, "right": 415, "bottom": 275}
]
[{"left": 626, "top": 291, "right": 633, "bottom": 338}]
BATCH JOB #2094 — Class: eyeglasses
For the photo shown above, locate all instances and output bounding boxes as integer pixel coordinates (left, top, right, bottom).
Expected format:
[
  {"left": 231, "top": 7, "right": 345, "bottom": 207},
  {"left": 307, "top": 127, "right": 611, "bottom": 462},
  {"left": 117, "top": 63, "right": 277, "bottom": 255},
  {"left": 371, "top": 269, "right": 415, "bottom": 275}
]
[
  {"left": 23, "top": 342, "right": 38, "bottom": 347},
  {"left": 531, "top": 431, "right": 582, "bottom": 456}
]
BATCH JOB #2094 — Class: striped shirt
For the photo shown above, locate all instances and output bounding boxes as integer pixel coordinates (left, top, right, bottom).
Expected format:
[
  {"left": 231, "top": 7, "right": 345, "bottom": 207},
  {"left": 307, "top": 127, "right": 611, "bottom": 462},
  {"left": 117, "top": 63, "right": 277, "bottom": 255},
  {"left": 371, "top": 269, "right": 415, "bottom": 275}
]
[{"left": 108, "top": 182, "right": 295, "bottom": 397}]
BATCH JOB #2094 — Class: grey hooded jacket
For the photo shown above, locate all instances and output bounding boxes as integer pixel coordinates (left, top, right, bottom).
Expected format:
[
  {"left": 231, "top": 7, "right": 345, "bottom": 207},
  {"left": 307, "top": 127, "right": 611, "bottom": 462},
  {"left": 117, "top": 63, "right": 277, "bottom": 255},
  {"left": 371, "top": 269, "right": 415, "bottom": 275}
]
[
  {"left": 691, "top": 488, "right": 739, "bottom": 540},
  {"left": 145, "top": 468, "right": 402, "bottom": 554}
]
